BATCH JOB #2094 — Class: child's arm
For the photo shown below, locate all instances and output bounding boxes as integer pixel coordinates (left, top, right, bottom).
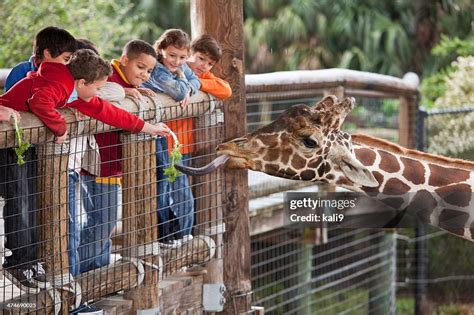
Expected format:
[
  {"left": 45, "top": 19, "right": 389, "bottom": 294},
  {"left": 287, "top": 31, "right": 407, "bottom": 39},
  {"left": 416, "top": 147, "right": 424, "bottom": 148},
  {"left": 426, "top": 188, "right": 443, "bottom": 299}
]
[
  {"left": 71, "top": 97, "right": 171, "bottom": 137},
  {"left": 142, "top": 67, "right": 193, "bottom": 102},
  {"left": 70, "top": 97, "right": 145, "bottom": 133},
  {"left": 183, "top": 64, "right": 201, "bottom": 95},
  {"left": 27, "top": 85, "right": 68, "bottom": 137},
  {"left": 199, "top": 72, "right": 232, "bottom": 100}
]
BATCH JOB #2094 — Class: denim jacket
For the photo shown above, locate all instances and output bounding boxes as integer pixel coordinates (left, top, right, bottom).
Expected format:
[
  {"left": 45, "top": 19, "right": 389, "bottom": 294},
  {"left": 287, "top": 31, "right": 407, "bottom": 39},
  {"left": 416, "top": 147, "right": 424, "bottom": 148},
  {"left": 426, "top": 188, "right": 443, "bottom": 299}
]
[{"left": 142, "top": 62, "right": 201, "bottom": 101}]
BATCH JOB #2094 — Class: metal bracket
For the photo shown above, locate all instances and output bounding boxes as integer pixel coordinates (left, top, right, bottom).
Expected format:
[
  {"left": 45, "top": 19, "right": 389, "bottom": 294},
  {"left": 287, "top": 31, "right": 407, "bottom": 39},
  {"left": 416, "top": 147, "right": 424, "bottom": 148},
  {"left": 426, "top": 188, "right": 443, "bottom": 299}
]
[
  {"left": 203, "top": 283, "right": 226, "bottom": 312},
  {"left": 137, "top": 308, "right": 161, "bottom": 315}
]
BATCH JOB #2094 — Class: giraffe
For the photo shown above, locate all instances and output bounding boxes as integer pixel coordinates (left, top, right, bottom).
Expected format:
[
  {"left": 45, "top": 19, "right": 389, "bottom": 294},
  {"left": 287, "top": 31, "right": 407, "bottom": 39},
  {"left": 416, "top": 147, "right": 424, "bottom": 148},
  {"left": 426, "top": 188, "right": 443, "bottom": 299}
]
[{"left": 177, "top": 95, "right": 474, "bottom": 241}]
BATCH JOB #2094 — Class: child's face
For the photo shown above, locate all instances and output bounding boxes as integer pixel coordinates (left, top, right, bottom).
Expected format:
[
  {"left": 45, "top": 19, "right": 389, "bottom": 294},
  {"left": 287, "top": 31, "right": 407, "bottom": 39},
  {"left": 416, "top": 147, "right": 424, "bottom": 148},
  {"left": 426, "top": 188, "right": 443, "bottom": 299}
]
[
  {"left": 120, "top": 53, "right": 157, "bottom": 87},
  {"left": 160, "top": 45, "right": 189, "bottom": 73},
  {"left": 43, "top": 50, "right": 72, "bottom": 64},
  {"left": 187, "top": 51, "right": 216, "bottom": 76},
  {"left": 75, "top": 76, "right": 108, "bottom": 102}
]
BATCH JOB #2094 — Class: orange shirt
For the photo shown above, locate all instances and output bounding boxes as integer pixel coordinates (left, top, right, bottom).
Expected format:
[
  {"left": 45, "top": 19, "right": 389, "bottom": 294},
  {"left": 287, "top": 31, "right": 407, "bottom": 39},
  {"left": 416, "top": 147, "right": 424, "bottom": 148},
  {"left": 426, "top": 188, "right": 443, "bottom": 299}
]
[
  {"left": 167, "top": 118, "right": 194, "bottom": 154},
  {"left": 166, "top": 72, "right": 231, "bottom": 154},
  {"left": 198, "top": 72, "right": 232, "bottom": 100}
]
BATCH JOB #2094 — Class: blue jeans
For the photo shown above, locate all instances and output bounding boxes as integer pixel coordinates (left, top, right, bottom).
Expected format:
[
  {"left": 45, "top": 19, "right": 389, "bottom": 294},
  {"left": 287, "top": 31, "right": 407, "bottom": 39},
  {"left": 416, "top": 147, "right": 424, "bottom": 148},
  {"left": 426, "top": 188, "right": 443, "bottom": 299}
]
[
  {"left": 78, "top": 175, "right": 119, "bottom": 273},
  {"left": 156, "top": 137, "right": 194, "bottom": 240},
  {"left": 68, "top": 170, "right": 82, "bottom": 276}
]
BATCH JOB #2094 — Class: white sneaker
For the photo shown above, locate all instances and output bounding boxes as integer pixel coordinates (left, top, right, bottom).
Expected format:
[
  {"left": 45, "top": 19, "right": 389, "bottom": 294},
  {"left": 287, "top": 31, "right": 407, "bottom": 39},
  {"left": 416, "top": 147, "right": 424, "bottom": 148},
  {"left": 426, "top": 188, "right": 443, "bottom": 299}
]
[{"left": 181, "top": 235, "right": 193, "bottom": 243}]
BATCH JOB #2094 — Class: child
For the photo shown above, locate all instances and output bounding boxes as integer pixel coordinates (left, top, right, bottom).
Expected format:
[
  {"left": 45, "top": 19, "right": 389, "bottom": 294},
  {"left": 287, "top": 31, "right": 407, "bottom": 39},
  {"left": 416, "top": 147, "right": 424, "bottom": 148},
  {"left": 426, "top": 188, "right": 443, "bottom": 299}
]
[
  {"left": 4, "top": 26, "right": 76, "bottom": 92},
  {"left": 187, "top": 34, "right": 232, "bottom": 100},
  {"left": 78, "top": 39, "right": 158, "bottom": 273},
  {"left": 0, "top": 49, "right": 170, "bottom": 290},
  {"left": 0, "top": 26, "right": 76, "bottom": 293},
  {"left": 142, "top": 29, "right": 200, "bottom": 245},
  {"left": 66, "top": 39, "right": 100, "bottom": 277}
]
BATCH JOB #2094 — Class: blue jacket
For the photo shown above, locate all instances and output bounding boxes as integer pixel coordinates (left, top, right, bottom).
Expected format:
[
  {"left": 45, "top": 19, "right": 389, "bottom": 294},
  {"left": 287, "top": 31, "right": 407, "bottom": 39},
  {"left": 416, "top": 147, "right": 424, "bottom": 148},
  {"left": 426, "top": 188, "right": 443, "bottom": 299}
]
[
  {"left": 142, "top": 62, "right": 201, "bottom": 101},
  {"left": 5, "top": 56, "right": 37, "bottom": 92}
]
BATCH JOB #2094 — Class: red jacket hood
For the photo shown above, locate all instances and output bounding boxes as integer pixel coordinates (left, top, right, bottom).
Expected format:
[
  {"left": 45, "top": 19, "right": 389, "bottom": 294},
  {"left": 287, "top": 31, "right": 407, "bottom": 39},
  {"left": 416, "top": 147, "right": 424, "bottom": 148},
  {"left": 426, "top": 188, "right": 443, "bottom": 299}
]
[{"left": 27, "top": 62, "right": 75, "bottom": 92}]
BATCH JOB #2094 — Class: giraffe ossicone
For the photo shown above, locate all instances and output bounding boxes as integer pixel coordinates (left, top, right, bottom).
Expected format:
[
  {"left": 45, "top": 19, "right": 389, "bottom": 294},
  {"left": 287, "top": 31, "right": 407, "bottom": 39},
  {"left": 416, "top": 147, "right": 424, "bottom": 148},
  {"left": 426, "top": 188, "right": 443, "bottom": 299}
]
[{"left": 177, "top": 95, "right": 474, "bottom": 241}]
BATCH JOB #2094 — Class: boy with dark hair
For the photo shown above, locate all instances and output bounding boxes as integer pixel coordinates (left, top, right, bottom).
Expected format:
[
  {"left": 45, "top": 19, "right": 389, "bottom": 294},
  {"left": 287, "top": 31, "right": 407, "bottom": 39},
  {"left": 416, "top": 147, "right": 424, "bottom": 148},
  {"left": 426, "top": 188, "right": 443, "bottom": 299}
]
[
  {"left": 78, "top": 40, "right": 158, "bottom": 273},
  {"left": 1, "top": 25, "right": 76, "bottom": 292},
  {"left": 76, "top": 38, "right": 100, "bottom": 55},
  {"left": 4, "top": 26, "right": 76, "bottom": 92},
  {"left": 187, "top": 34, "right": 232, "bottom": 100},
  {"left": 0, "top": 49, "right": 170, "bottom": 290}
]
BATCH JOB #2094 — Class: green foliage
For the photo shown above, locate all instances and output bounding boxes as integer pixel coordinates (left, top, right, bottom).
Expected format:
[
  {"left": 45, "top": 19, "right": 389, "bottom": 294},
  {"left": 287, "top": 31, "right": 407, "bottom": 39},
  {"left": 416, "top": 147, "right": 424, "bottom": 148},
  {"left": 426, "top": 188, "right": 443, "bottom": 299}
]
[
  {"left": 12, "top": 115, "right": 30, "bottom": 166},
  {"left": 420, "top": 35, "right": 474, "bottom": 107},
  {"left": 0, "top": 0, "right": 145, "bottom": 66},
  {"left": 426, "top": 56, "right": 474, "bottom": 157},
  {"left": 163, "top": 146, "right": 182, "bottom": 183}
]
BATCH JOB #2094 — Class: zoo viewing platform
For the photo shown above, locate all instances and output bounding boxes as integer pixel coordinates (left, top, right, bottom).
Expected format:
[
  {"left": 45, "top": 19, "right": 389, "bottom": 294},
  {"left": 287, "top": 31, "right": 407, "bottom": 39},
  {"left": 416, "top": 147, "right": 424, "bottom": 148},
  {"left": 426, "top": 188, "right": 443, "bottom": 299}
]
[{"left": 0, "top": 64, "right": 420, "bottom": 314}]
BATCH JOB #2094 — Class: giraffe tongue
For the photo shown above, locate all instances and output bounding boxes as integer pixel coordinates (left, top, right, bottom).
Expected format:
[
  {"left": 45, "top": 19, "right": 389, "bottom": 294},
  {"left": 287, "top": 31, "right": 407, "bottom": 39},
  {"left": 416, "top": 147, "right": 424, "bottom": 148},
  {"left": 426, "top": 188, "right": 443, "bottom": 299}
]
[{"left": 175, "top": 154, "right": 230, "bottom": 176}]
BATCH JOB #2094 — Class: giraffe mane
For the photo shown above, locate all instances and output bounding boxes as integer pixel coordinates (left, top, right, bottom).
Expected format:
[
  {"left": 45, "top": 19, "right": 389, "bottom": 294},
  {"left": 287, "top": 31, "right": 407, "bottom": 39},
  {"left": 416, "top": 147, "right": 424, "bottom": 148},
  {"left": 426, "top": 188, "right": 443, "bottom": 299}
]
[{"left": 352, "top": 133, "right": 474, "bottom": 171}]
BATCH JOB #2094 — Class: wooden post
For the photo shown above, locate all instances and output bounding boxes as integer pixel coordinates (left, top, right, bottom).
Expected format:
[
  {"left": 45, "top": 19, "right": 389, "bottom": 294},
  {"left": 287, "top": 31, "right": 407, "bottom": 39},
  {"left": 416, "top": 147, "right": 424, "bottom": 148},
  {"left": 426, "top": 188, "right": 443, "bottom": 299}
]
[
  {"left": 37, "top": 143, "right": 70, "bottom": 314},
  {"left": 399, "top": 95, "right": 418, "bottom": 148},
  {"left": 191, "top": 1, "right": 252, "bottom": 313},
  {"left": 121, "top": 134, "right": 159, "bottom": 312}
]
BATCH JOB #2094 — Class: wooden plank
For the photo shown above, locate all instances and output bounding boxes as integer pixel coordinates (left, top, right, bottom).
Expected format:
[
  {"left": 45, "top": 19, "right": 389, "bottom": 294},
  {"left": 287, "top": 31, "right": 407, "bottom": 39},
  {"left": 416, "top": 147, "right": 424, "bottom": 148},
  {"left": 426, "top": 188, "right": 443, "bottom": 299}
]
[
  {"left": 191, "top": 0, "right": 252, "bottom": 313},
  {"left": 37, "top": 147, "right": 70, "bottom": 314},
  {"left": 399, "top": 95, "right": 418, "bottom": 148},
  {"left": 121, "top": 136, "right": 159, "bottom": 312},
  {"left": 160, "top": 275, "right": 203, "bottom": 315},
  {"left": 0, "top": 92, "right": 213, "bottom": 149}
]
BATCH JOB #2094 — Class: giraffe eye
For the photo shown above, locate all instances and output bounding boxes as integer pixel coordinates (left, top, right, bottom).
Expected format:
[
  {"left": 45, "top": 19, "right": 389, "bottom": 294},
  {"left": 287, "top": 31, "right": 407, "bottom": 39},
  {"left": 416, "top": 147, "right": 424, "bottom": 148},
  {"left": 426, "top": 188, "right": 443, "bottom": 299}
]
[{"left": 302, "top": 137, "right": 318, "bottom": 148}]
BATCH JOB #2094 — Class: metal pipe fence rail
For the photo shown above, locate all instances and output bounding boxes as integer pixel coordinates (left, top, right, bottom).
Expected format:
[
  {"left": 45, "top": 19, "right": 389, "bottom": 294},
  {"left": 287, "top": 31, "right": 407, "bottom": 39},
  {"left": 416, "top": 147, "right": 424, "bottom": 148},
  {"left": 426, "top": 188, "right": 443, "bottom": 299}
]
[{"left": 0, "top": 89, "right": 225, "bottom": 314}]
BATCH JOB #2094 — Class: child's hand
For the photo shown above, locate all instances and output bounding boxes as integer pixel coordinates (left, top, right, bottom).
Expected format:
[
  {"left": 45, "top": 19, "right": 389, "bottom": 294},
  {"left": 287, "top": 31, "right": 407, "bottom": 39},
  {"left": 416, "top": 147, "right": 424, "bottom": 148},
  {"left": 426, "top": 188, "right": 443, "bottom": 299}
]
[
  {"left": 56, "top": 131, "right": 68, "bottom": 144},
  {"left": 0, "top": 105, "right": 20, "bottom": 123},
  {"left": 141, "top": 122, "right": 171, "bottom": 137},
  {"left": 137, "top": 88, "right": 156, "bottom": 98},
  {"left": 124, "top": 88, "right": 143, "bottom": 100},
  {"left": 179, "top": 93, "right": 191, "bottom": 107},
  {"left": 175, "top": 69, "right": 185, "bottom": 79}
]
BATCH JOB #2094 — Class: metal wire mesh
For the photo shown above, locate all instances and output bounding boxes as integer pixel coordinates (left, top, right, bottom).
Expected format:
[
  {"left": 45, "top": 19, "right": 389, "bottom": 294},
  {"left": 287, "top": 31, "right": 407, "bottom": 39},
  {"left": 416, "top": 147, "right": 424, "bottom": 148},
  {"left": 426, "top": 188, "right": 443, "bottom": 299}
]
[{"left": 0, "top": 99, "right": 225, "bottom": 313}]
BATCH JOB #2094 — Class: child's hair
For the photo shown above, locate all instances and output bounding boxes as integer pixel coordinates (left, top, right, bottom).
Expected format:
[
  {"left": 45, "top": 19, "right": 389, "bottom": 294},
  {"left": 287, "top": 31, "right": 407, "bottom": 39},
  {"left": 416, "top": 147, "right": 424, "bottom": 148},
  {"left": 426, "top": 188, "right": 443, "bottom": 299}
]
[
  {"left": 67, "top": 49, "right": 112, "bottom": 84},
  {"left": 153, "top": 29, "right": 190, "bottom": 62},
  {"left": 76, "top": 38, "right": 99, "bottom": 55},
  {"left": 191, "top": 35, "right": 222, "bottom": 62},
  {"left": 123, "top": 39, "right": 157, "bottom": 60},
  {"left": 33, "top": 26, "right": 76, "bottom": 61}
]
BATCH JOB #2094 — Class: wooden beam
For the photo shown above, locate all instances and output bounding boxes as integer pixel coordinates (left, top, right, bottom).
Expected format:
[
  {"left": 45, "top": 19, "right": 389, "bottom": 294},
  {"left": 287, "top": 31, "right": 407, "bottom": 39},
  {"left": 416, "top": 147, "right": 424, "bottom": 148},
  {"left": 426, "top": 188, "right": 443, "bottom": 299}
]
[
  {"left": 191, "top": 1, "right": 252, "bottom": 313},
  {"left": 37, "top": 144, "right": 70, "bottom": 314},
  {"left": 0, "top": 91, "right": 213, "bottom": 149},
  {"left": 121, "top": 135, "right": 159, "bottom": 312}
]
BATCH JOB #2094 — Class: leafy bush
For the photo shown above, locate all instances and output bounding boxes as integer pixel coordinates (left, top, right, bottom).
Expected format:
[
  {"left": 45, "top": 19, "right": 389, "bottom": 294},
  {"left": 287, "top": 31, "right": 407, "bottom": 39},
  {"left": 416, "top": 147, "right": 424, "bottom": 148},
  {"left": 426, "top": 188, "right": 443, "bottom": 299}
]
[
  {"left": 0, "top": 0, "right": 148, "bottom": 66},
  {"left": 426, "top": 56, "right": 474, "bottom": 158}
]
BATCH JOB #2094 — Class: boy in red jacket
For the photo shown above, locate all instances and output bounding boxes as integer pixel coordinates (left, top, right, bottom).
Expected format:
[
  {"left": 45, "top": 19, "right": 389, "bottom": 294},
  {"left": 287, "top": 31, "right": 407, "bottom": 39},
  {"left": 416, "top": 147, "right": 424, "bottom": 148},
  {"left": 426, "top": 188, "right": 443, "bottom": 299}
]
[
  {"left": 0, "top": 49, "right": 170, "bottom": 291},
  {"left": 78, "top": 40, "right": 158, "bottom": 273}
]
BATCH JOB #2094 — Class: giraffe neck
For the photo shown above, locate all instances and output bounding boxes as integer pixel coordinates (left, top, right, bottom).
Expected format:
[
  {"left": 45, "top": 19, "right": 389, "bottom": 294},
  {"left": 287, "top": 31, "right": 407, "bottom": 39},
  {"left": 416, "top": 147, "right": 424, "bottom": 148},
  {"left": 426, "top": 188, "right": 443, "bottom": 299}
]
[{"left": 345, "top": 142, "right": 474, "bottom": 242}]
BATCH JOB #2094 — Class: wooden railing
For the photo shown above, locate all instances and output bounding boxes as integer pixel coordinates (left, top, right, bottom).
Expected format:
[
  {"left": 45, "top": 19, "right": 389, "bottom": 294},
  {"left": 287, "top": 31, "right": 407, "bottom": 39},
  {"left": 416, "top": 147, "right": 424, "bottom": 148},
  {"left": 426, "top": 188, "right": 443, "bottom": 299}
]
[{"left": 0, "top": 67, "right": 419, "bottom": 314}]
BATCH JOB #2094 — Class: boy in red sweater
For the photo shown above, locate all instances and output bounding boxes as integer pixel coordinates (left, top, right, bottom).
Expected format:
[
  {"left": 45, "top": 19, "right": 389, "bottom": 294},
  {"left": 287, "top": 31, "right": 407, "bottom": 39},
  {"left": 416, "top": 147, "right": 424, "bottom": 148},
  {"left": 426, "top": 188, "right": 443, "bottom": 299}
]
[
  {"left": 187, "top": 35, "right": 232, "bottom": 100},
  {"left": 0, "top": 49, "right": 170, "bottom": 290},
  {"left": 78, "top": 40, "right": 158, "bottom": 273}
]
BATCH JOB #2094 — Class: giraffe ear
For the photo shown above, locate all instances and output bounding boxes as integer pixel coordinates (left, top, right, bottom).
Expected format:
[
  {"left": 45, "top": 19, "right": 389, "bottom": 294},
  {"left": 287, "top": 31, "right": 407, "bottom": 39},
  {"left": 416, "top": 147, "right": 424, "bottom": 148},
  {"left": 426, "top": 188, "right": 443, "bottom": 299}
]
[
  {"left": 313, "top": 95, "right": 339, "bottom": 110},
  {"left": 339, "top": 155, "right": 379, "bottom": 187}
]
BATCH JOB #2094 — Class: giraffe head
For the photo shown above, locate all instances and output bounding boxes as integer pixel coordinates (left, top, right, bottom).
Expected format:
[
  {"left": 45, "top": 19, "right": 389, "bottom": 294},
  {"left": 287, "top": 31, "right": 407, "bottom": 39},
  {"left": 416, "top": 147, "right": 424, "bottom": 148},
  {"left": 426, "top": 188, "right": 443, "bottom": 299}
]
[{"left": 217, "top": 95, "right": 379, "bottom": 187}]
